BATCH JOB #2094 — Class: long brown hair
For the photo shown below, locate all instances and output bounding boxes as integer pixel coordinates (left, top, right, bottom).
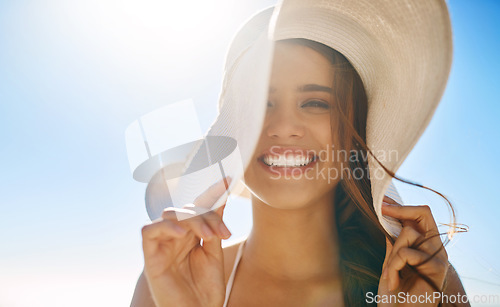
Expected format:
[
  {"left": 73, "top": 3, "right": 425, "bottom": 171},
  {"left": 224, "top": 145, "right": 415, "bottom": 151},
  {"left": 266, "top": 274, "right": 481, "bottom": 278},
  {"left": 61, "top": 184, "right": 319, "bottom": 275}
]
[{"left": 283, "top": 38, "right": 460, "bottom": 306}]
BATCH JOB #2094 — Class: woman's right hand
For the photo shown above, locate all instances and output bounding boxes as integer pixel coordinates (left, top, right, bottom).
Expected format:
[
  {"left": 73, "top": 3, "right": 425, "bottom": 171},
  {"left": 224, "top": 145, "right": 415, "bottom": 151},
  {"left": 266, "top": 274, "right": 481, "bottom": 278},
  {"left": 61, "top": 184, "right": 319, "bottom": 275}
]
[{"left": 141, "top": 177, "right": 233, "bottom": 307}]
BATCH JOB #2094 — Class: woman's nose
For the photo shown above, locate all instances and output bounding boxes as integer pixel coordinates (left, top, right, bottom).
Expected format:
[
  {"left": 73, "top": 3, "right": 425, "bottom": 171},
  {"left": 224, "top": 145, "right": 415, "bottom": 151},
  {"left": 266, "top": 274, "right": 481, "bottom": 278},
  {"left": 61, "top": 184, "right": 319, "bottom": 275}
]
[{"left": 265, "top": 104, "right": 306, "bottom": 139}]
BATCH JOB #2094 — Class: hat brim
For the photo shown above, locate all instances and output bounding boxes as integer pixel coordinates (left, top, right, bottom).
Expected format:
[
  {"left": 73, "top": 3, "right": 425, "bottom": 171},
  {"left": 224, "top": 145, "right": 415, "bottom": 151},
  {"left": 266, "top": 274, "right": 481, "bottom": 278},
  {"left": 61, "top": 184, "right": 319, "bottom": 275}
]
[{"left": 157, "top": 0, "right": 452, "bottom": 238}]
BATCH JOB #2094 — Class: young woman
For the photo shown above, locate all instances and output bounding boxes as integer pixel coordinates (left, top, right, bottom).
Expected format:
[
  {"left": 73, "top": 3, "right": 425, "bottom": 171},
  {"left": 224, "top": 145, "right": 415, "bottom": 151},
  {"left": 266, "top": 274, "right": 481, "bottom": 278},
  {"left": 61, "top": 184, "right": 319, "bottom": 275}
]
[{"left": 132, "top": 1, "right": 469, "bottom": 306}]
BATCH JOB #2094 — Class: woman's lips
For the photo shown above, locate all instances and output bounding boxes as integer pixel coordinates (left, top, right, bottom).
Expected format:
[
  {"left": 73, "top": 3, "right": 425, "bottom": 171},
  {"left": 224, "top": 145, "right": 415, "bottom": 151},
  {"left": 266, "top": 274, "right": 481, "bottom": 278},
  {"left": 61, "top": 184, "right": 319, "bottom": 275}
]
[
  {"left": 256, "top": 146, "right": 319, "bottom": 177},
  {"left": 259, "top": 146, "right": 316, "bottom": 158},
  {"left": 257, "top": 155, "right": 318, "bottom": 177}
]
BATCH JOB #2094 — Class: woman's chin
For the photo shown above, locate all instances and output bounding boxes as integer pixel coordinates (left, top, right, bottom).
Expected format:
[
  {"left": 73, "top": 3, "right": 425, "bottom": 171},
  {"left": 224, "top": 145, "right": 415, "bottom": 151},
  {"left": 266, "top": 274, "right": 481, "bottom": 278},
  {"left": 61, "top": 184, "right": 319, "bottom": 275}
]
[{"left": 249, "top": 185, "right": 324, "bottom": 209}]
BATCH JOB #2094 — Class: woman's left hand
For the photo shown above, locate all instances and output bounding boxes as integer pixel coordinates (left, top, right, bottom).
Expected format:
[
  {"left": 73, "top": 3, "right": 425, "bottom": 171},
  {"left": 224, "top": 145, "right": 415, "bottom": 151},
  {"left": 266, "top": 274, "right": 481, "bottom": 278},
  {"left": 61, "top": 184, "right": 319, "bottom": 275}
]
[{"left": 377, "top": 196, "right": 449, "bottom": 306}]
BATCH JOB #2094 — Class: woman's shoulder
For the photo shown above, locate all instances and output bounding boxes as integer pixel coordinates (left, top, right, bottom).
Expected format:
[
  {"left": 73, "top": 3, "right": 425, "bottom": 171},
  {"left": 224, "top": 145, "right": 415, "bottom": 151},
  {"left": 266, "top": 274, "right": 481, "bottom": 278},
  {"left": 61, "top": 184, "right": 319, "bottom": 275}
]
[{"left": 442, "top": 262, "right": 470, "bottom": 306}]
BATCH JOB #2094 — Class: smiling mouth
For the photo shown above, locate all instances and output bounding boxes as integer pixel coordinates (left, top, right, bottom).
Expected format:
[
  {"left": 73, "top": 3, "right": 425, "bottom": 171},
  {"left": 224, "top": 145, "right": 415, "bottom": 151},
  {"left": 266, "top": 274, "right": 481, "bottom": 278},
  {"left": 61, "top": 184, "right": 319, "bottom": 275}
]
[{"left": 259, "top": 154, "right": 318, "bottom": 167}]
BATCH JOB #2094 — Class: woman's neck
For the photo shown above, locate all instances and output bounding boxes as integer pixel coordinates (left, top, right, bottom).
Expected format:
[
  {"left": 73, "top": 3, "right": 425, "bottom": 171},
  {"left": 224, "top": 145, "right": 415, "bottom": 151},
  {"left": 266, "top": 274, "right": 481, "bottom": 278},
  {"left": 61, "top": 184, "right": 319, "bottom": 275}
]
[{"left": 244, "top": 189, "right": 340, "bottom": 283}]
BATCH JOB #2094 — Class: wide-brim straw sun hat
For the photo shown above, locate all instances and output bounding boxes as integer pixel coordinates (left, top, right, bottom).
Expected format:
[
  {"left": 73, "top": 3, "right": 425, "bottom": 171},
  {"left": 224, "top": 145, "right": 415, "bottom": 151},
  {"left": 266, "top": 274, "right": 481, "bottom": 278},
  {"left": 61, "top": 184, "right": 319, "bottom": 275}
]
[{"left": 144, "top": 0, "right": 452, "bottom": 238}]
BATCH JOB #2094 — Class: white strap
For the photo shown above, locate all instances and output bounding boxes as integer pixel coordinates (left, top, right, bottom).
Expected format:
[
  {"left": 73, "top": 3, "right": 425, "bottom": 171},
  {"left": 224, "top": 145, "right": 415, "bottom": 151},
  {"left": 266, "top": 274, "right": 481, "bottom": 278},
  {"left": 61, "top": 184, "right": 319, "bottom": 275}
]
[{"left": 223, "top": 241, "right": 246, "bottom": 307}]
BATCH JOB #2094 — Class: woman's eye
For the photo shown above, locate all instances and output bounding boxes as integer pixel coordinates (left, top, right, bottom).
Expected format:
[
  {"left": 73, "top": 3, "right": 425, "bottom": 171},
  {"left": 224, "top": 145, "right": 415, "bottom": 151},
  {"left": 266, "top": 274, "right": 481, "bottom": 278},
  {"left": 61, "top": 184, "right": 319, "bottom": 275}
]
[{"left": 302, "top": 100, "right": 330, "bottom": 109}]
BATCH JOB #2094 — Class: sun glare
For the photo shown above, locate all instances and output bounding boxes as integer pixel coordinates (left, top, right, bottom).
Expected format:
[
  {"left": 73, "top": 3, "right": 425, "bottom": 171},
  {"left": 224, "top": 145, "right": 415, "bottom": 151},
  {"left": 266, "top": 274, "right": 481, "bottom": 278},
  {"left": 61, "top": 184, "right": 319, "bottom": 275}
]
[{"left": 63, "top": 0, "right": 235, "bottom": 56}]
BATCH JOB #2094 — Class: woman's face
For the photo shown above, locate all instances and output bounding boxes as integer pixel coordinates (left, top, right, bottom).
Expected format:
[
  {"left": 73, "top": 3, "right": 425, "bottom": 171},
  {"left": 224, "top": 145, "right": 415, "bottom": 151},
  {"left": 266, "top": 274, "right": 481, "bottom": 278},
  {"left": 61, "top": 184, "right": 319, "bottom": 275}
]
[{"left": 244, "top": 41, "right": 341, "bottom": 209}]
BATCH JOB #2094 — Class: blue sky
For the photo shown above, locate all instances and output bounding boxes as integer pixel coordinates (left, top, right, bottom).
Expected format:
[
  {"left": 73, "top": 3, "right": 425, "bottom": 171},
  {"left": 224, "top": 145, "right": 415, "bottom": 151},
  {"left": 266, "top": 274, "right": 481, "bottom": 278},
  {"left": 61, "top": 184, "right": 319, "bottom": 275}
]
[{"left": 0, "top": 0, "right": 499, "bottom": 306}]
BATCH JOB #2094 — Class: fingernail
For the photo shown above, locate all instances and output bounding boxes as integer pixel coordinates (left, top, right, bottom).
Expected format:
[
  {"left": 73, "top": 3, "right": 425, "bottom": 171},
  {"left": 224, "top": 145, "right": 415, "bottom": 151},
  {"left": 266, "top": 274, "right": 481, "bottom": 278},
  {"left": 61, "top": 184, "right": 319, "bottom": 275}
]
[
  {"left": 382, "top": 269, "right": 388, "bottom": 280},
  {"left": 216, "top": 205, "right": 225, "bottom": 215},
  {"left": 223, "top": 177, "right": 232, "bottom": 189},
  {"left": 389, "top": 279, "right": 396, "bottom": 292},
  {"left": 219, "top": 223, "right": 232, "bottom": 239},
  {"left": 201, "top": 224, "right": 214, "bottom": 239}
]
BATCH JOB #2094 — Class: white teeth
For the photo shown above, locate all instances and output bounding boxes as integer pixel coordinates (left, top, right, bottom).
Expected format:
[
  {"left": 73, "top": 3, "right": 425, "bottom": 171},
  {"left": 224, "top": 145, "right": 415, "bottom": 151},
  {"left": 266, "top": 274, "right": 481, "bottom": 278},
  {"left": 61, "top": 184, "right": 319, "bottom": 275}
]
[{"left": 263, "top": 154, "right": 314, "bottom": 167}]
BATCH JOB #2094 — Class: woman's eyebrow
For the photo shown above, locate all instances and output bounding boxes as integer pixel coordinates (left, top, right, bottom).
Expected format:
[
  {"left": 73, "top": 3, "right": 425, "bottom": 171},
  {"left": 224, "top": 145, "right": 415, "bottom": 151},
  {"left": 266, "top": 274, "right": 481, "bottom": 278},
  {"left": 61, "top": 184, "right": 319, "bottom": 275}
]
[
  {"left": 297, "top": 84, "right": 333, "bottom": 93},
  {"left": 268, "top": 84, "right": 333, "bottom": 94}
]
